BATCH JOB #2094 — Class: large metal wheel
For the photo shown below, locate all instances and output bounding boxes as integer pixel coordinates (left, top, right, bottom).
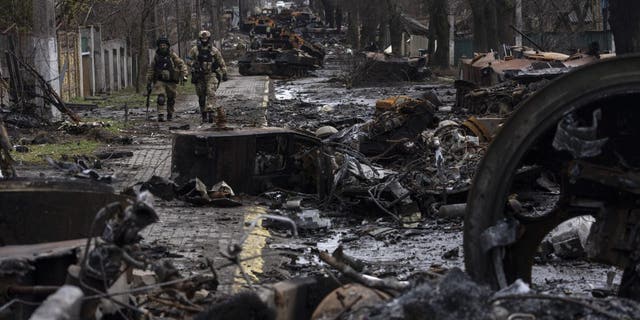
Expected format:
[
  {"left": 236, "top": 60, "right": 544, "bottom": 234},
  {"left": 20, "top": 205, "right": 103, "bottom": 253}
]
[{"left": 464, "top": 54, "right": 640, "bottom": 289}]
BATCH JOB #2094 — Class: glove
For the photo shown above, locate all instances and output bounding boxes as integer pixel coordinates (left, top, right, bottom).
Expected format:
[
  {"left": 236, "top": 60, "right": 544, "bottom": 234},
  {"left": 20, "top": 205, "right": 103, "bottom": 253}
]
[
  {"left": 183, "top": 76, "right": 188, "bottom": 82},
  {"left": 146, "top": 82, "right": 153, "bottom": 92},
  {"left": 222, "top": 74, "right": 229, "bottom": 82}
]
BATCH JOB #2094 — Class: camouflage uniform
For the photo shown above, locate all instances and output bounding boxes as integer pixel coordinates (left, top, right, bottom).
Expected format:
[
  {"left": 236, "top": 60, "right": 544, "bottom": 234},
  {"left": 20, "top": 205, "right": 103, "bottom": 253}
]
[
  {"left": 146, "top": 50, "right": 188, "bottom": 120},
  {"left": 188, "top": 41, "right": 228, "bottom": 122},
  {"left": 0, "top": 118, "right": 15, "bottom": 178}
]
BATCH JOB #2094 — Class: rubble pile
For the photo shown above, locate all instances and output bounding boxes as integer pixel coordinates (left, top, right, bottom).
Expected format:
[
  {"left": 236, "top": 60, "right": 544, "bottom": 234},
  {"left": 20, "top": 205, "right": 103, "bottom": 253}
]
[
  {"left": 454, "top": 79, "right": 550, "bottom": 115},
  {"left": 340, "top": 268, "right": 640, "bottom": 320},
  {"left": 3, "top": 1, "right": 640, "bottom": 318},
  {"left": 0, "top": 192, "right": 247, "bottom": 319},
  {"left": 311, "top": 94, "right": 486, "bottom": 220}
]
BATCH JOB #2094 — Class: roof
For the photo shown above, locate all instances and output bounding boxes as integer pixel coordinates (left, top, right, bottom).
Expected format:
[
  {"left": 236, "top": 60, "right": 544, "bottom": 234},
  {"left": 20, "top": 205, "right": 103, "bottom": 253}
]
[{"left": 400, "top": 13, "right": 429, "bottom": 36}]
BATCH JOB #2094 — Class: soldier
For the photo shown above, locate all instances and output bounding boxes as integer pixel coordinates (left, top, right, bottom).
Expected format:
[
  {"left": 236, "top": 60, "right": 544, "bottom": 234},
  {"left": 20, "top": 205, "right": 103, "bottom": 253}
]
[
  {"left": 189, "top": 30, "right": 229, "bottom": 124},
  {"left": 146, "top": 36, "right": 188, "bottom": 122},
  {"left": 0, "top": 118, "right": 15, "bottom": 178}
]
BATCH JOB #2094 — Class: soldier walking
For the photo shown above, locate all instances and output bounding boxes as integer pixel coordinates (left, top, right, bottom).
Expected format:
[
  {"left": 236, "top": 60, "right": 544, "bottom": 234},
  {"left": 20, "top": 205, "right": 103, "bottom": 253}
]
[
  {"left": 189, "top": 30, "right": 229, "bottom": 124},
  {"left": 146, "top": 36, "right": 188, "bottom": 122}
]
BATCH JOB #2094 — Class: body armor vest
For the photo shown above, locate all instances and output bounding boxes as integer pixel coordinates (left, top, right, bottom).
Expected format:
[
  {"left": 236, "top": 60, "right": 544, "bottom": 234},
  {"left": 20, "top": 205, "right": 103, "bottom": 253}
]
[
  {"left": 196, "top": 44, "right": 219, "bottom": 73},
  {"left": 154, "top": 53, "right": 176, "bottom": 82}
]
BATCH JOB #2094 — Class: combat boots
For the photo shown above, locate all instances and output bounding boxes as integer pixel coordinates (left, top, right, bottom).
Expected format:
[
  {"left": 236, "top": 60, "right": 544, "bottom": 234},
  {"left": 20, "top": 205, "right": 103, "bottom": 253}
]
[
  {"left": 166, "top": 113, "right": 173, "bottom": 121},
  {"left": 158, "top": 114, "right": 165, "bottom": 122}
]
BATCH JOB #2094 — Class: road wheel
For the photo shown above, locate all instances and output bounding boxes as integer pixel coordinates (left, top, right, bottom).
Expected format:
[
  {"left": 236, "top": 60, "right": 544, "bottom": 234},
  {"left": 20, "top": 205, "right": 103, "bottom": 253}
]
[{"left": 464, "top": 54, "right": 640, "bottom": 289}]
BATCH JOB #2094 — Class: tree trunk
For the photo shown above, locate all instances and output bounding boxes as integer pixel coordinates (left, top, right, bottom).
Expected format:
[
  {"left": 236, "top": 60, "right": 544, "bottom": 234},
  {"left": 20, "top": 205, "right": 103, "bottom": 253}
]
[
  {"left": 469, "top": 0, "right": 488, "bottom": 52},
  {"left": 210, "top": 0, "right": 222, "bottom": 40},
  {"left": 496, "top": 0, "right": 514, "bottom": 46},
  {"left": 359, "top": 5, "right": 378, "bottom": 49},
  {"left": 430, "top": 0, "right": 450, "bottom": 67},
  {"left": 609, "top": 0, "right": 640, "bottom": 54},
  {"left": 196, "top": 0, "right": 202, "bottom": 35},
  {"left": 484, "top": 0, "right": 500, "bottom": 52},
  {"left": 468, "top": 0, "right": 504, "bottom": 53},
  {"left": 136, "top": 22, "right": 146, "bottom": 93},
  {"left": 386, "top": 1, "right": 402, "bottom": 55},
  {"left": 321, "top": 0, "right": 335, "bottom": 28},
  {"left": 335, "top": 4, "right": 342, "bottom": 32},
  {"left": 175, "top": 0, "right": 182, "bottom": 57},
  {"left": 346, "top": 10, "right": 359, "bottom": 49}
]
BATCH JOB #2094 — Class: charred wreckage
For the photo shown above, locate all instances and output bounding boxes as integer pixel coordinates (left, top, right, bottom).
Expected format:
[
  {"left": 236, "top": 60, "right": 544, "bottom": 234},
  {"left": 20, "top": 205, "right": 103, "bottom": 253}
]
[
  {"left": 2, "top": 3, "right": 640, "bottom": 318},
  {"left": 2, "top": 54, "right": 640, "bottom": 319}
]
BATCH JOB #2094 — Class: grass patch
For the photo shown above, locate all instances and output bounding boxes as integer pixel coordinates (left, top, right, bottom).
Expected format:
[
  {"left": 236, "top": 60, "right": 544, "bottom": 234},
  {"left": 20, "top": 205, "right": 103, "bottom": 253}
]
[
  {"left": 11, "top": 140, "right": 101, "bottom": 165},
  {"left": 177, "top": 80, "right": 196, "bottom": 95},
  {"left": 68, "top": 88, "right": 146, "bottom": 109},
  {"left": 69, "top": 81, "right": 196, "bottom": 109},
  {"left": 97, "top": 88, "right": 147, "bottom": 108}
]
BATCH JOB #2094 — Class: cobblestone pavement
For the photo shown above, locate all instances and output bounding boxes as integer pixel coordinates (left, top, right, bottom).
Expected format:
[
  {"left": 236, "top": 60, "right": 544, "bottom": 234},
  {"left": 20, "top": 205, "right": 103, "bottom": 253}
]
[
  {"left": 102, "top": 74, "right": 273, "bottom": 293},
  {"left": 110, "top": 74, "right": 270, "bottom": 189}
]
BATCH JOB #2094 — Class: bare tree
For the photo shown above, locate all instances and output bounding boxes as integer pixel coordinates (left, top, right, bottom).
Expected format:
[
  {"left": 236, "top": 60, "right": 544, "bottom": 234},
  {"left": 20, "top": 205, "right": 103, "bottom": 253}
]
[
  {"left": 429, "top": 0, "right": 450, "bottom": 67},
  {"left": 609, "top": 0, "right": 640, "bottom": 54},
  {"left": 86, "top": 0, "right": 160, "bottom": 92},
  {"left": 385, "top": 0, "right": 403, "bottom": 55},
  {"left": 466, "top": 0, "right": 514, "bottom": 52}
]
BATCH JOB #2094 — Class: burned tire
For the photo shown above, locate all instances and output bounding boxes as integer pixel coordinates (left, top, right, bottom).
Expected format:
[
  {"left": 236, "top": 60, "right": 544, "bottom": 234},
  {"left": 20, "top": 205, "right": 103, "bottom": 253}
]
[{"left": 464, "top": 54, "right": 640, "bottom": 289}]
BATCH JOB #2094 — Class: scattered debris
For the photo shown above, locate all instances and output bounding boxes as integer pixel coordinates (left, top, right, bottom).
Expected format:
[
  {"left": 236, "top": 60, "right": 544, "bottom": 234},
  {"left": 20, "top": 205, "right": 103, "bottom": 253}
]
[
  {"left": 94, "top": 150, "right": 134, "bottom": 160},
  {"left": 541, "top": 217, "right": 595, "bottom": 260},
  {"left": 176, "top": 178, "right": 241, "bottom": 207},
  {"left": 2, "top": 4, "right": 639, "bottom": 320},
  {"left": 46, "top": 156, "right": 114, "bottom": 183},
  {"left": 311, "top": 283, "right": 391, "bottom": 320},
  {"left": 6, "top": 51, "right": 81, "bottom": 123}
]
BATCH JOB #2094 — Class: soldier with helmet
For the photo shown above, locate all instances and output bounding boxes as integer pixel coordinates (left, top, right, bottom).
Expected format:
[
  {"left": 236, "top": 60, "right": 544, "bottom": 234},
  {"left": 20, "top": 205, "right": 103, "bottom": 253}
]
[
  {"left": 189, "top": 30, "right": 229, "bottom": 124},
  {"left": 146, "top": 36, "right": 188, "bottom": 122}
]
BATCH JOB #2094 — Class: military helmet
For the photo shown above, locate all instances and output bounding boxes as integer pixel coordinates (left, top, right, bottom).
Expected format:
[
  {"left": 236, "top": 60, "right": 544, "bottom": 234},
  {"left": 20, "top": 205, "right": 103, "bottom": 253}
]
[
  {"left": 156, "top": 36, "right": 170, "bottom": 47},
  {"left": 198, "top": 30, "right": 211, "bottom": 40}
]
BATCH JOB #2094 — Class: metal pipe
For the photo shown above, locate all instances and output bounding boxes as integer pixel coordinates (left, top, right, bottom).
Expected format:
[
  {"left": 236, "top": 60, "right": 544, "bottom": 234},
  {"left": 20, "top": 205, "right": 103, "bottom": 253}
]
[{"left": 509, "top": 25, "right": 545, "bottom": 52}]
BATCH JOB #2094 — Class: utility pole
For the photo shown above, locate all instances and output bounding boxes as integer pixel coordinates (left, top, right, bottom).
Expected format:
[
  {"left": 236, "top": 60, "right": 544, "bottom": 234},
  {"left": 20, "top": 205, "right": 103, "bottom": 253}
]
[{"left": 32, "top": 0, "right": 61, "bottom": 120}]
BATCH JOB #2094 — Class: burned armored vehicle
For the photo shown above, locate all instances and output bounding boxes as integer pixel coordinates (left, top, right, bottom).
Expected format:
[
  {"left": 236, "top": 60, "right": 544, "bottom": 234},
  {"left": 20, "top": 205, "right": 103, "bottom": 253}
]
[
  {"left": 239, "top": 32, "right": 324, "bottom": 77},
  {"left": 464, "top": 54, "right": 640, "bottom": 300}
]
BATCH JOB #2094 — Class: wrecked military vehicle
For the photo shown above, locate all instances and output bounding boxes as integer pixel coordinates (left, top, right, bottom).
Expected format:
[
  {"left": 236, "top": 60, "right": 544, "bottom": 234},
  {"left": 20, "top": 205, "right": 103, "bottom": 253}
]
[
  {"left": 239, "top": 32, "right": 325, "bottom": 77},
  {"left": 348, "top": 52, "right": 430, "bottom": 86},
  {"left": 464, "top": 54, "right": 640, "bottom": 302},
  {"left": 238, "top": 48, "right": 320, "bottom": 77}
]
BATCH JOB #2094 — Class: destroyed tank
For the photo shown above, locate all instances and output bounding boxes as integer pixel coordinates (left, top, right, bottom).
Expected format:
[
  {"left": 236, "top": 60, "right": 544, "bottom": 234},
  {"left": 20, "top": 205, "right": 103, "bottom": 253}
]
[
  {"left": 464, "top": 54, "right": 640, "bottom": 300},
  {"left": 238, "top": 48, "right": 319, "bottom": 77},
  {"left": 239, "top": 33, "right": 324, "bottom": 77}
]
